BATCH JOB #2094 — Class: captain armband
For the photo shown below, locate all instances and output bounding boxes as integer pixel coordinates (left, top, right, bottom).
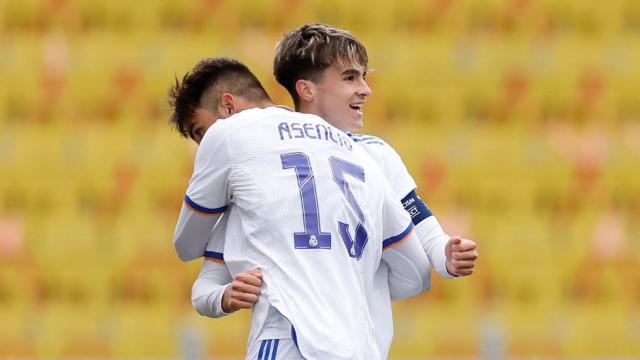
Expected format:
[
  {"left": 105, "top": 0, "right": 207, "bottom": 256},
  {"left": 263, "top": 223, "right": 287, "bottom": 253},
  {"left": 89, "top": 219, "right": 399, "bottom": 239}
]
[{"left": 401, "top": 189, "right": 433, "bottom": 225}]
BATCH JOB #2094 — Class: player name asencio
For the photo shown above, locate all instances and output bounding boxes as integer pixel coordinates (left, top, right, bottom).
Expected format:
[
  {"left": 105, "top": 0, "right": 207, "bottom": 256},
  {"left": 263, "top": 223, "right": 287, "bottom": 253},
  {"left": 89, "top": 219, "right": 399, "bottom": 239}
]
[{"left": 278, "top": 121, "right": 353, "bottom": 150}]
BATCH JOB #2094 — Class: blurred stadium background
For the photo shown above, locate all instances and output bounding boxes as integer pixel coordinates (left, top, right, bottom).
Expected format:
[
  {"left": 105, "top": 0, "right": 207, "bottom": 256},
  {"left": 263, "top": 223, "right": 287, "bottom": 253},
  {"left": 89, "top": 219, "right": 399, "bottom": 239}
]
[{"left": 0, "top": 0, "right": 639, "bottom": 358}]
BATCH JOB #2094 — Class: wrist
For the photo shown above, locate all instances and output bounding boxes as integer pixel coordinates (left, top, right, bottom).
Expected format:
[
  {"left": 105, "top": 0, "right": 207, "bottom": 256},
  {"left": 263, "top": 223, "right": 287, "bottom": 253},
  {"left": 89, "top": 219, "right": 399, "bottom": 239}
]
[
  {"left": 220, "top": 284, "right": 234, "bottom": 314},
  {"left": 445, "top": 262, "right": 460, "bottom": 278}
]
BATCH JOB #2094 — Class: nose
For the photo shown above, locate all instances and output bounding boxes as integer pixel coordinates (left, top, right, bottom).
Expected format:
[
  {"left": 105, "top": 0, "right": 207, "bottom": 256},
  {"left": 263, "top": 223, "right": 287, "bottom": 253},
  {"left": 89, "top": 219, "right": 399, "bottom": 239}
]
[{"left": 357, "top": 79, "right": 372, "bottom": 97}]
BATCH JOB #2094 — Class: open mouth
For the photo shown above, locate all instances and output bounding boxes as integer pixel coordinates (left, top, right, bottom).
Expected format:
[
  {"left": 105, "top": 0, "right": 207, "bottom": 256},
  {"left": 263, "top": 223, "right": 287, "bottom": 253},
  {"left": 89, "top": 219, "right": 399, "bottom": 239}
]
[{"left": 349, "top": 103, "right": 363, "bottom": 114}]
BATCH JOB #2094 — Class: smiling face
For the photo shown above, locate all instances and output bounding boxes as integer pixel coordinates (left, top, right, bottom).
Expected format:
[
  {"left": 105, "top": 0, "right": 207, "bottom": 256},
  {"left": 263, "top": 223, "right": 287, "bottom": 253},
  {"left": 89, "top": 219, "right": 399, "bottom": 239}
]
[{"left": 303, "top": 61, "right": 372, "bottom": 132}]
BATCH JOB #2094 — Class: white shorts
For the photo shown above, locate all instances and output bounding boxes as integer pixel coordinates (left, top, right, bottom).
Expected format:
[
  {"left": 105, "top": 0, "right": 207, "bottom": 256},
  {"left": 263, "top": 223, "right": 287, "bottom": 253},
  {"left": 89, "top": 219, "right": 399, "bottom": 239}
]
[{"left": 245, "top": 338, "right": 304, "bottom": 360}]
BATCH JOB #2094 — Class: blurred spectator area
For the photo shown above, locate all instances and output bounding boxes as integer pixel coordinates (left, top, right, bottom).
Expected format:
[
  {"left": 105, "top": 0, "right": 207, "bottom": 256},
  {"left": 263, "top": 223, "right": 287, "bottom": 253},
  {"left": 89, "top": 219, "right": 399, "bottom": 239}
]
[{"left": 0, "top": 0, "right": 639, "bottom": 358}]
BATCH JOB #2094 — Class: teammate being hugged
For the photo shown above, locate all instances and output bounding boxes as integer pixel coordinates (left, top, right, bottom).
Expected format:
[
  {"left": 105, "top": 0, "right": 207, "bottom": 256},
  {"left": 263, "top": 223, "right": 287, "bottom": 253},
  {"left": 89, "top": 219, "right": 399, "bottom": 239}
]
[{"left": 169, "top": 57, "right": 431, "bottom": 359}]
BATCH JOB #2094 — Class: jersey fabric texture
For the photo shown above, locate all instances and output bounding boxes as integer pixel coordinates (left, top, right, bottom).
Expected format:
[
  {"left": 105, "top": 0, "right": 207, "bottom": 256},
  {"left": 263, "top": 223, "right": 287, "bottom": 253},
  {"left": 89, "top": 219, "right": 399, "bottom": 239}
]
[
  {"left": 348, "top": 132, "right": 419, "bottom": 357},
  {"left": 186, "top": 107, "right": 413, "bottom": 360},
  {"left": 348, "top": 133, "right": 416, "bottom": 200}
]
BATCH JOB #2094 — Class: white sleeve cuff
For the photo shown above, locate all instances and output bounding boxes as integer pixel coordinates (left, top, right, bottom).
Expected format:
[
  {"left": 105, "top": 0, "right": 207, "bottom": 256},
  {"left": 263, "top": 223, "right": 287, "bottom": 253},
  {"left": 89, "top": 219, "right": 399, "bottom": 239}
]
[
  {"left": 192, "top": 282, "right": 232, "bottom": 318},
  {"left": 191, "top": 262, "right": 234, "bottom": 318},
  {"left": 415, "top": 216, "right": 458, "bottom": 279}
]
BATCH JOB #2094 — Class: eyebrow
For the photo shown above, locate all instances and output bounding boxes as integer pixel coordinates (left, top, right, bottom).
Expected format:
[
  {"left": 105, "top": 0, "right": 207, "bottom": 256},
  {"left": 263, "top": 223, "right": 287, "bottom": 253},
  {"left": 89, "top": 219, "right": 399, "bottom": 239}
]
[{"left": 341, "top": 68, "right": 365, "bottom": 77}]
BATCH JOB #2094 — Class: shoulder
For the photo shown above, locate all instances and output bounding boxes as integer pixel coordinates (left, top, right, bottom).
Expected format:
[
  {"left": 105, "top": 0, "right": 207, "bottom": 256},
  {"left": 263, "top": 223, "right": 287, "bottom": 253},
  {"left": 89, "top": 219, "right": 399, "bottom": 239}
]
[
  {"left": 196, "top": 114, "right": 253, "bottom": 163},
  {"left": 349, "top": 133, "right": 387, "bottom": 146},
  {"left": 350, "top": 132, "right": 417, "bottom": 196},
  {"left": 349, "top": 132, "right": 403, "bottom": 161},
  {"left": 200, "top": 108, "right": 267, "bottom": 145},
  {"left": 279, "top": 107, "right": 329, "bottom": 125}
]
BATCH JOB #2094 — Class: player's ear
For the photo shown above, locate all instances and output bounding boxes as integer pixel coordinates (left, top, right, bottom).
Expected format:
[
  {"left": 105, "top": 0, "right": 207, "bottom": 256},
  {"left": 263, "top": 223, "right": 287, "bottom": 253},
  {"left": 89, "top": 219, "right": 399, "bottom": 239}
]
[
  {"left": 295, "top": 79, "right": 314, "bottom": 103},
  {"left": 218, "top": 93, "right": 237, "bottom": 115}
]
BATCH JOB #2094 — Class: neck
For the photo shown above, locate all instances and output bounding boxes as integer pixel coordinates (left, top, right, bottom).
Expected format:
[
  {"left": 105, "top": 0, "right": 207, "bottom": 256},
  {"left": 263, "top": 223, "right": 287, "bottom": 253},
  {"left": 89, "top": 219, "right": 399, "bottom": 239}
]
[
  {"left": 297, "top": 103, "right": 314, "bottom": 115},
  {"left": 256, "top": 99, "right": 275, "bottom": 108}
]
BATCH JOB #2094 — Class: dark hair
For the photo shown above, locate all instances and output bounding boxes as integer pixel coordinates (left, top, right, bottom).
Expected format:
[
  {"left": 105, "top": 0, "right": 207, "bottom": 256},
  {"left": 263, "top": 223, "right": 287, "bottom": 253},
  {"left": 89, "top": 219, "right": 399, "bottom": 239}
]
[
  {"left": 168, "top": 57, "right": 270, "bottom": 139},
  {"left": 273, "top": 23, "right": 369, "bottom": 108}
]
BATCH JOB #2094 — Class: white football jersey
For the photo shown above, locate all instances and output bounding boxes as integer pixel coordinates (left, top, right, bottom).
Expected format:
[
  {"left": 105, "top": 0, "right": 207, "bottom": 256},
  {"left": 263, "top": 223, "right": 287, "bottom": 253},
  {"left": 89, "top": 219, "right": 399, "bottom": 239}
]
[
  {"left": 348, "top": 133, "right": 417, "bottom": 199},
  {"left": 186, "top": 106, "right": 414, "bottom": 360},
  {"left": 348, "top": 133, "right": 419, "bottom": 358}
]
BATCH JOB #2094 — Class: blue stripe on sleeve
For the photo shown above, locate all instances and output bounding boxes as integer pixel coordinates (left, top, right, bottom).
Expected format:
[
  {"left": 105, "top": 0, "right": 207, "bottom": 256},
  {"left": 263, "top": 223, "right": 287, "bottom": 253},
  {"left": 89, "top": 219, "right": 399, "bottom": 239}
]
[
  {"left": 352, "top": 136, "right": 379, "bottom": 142},
  {"left": 383, "top": 223, "right": 414, "bottom": 249},
  {"left": 348, "top": 133, "right": 378, "bottom": 141},
  {"left": 184, "top": 195, "right": 227, "bottom": 214},
  {"left": 204, "top": 251, "right": 224, "bottom": 261}
]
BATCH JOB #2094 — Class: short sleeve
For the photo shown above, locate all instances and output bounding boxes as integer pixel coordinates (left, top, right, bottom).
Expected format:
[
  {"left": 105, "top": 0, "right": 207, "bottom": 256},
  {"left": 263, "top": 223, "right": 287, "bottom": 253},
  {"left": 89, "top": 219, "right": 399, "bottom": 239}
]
[
  {"left": 381, "top": 185, "right": 415, "bottom": 250},
  {"left": 204, "top": 213, "right": 229, "bottom": 263},
  {"left": 350, "top": 134, "right": 417, "bottom": 199},
  {"left": 381, "top": 144, "right": 417, "bottom": 199},
  {"left": 185, "top": 124, "right": 232, "bottom": 215}
]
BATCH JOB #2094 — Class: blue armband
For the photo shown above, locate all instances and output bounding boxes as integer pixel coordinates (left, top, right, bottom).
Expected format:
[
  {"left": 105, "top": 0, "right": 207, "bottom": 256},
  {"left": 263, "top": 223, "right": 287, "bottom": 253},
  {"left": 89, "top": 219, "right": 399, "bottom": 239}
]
[{"left": 401, "top": 189, "right": 433, "bottom": 225}]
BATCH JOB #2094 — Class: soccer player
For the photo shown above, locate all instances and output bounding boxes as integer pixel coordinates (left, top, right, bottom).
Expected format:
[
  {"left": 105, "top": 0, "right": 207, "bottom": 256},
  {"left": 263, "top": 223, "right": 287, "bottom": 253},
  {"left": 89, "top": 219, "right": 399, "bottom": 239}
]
[
  {"left": 182, "top": 25, "right": 479, "bottom": 359},
  {"left": 170, "top": 57, "right": 431, "bottom": 359},
  {"left": 272, "top": 23, "right": 479, "bottom": 357}
]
